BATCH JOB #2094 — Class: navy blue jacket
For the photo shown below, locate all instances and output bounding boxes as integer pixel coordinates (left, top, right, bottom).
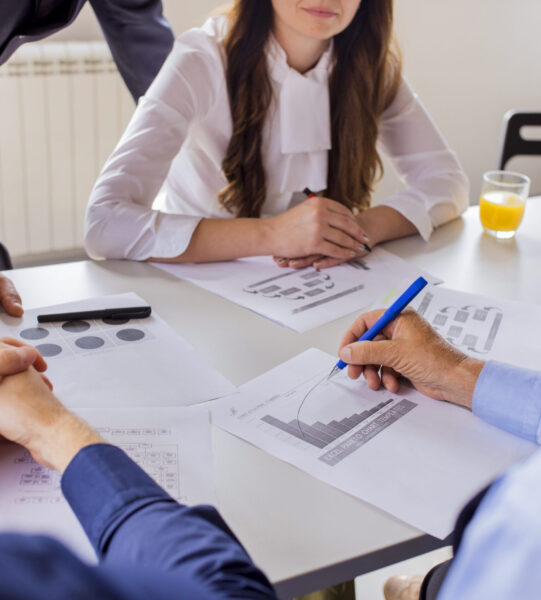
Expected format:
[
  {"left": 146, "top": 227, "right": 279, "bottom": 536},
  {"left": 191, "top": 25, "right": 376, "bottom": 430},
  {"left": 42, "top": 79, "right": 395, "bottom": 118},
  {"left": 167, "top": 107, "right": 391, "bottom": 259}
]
[
  {"left": 0, "top": 0, "right": 174, "bottom": 100},
  {"left": 0, "top": 444, "right": 277, "bottom": 599}
]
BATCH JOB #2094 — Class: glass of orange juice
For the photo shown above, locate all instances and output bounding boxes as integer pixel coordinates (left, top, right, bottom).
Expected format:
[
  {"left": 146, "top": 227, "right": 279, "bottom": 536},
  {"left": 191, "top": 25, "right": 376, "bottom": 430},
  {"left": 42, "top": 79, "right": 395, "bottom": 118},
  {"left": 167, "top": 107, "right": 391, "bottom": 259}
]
[{"left": 480, "top": 171, "right": 530, "bottom": 239}]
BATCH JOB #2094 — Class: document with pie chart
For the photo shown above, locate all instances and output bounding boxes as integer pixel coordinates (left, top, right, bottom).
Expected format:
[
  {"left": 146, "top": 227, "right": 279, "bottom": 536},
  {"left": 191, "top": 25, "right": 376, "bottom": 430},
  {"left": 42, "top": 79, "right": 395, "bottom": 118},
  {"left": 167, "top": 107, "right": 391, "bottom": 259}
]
[{"left": 0, "top": 292, "right": 234, "bottom": 408}]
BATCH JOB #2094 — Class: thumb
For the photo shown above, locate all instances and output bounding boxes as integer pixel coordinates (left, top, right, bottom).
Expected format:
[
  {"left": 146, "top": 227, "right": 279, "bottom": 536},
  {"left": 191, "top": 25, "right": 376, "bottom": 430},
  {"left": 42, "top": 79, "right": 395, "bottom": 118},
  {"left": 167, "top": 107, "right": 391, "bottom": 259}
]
[
  {"left": 339, "top": 339, "right": 397, "bottom": 368},
  {"left": 0, "top": 346, "right": 38, "bottom": 376},
  {"left": 0, "top": 277, "right": 23, "bottom": 317}
]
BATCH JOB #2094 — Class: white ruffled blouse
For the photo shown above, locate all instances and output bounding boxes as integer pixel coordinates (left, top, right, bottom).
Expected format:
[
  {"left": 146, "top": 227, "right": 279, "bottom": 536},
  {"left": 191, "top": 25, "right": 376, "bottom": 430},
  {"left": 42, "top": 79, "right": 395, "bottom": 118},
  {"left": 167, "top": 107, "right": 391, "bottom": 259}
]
[{"left": 84, "top": 15, "right": 469, "bottom": 260}]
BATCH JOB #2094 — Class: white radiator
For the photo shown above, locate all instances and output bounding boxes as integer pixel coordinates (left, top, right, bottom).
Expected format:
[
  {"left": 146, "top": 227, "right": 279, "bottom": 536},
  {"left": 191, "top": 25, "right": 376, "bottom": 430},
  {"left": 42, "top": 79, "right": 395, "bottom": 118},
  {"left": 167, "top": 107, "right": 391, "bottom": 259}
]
[{"left": 0, "top": 41, "right": 134, "bottom": 258}]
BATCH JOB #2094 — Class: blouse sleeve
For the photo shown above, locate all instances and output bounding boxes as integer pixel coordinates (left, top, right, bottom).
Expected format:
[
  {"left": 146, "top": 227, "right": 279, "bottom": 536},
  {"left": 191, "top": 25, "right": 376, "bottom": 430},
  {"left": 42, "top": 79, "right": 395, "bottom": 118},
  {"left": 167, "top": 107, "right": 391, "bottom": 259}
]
[
  {"left": 377, "top": 78, "right": 470, "bottom": 241},
  {"left": 84, "top": 30, "right": 221, "bottom": 261}
]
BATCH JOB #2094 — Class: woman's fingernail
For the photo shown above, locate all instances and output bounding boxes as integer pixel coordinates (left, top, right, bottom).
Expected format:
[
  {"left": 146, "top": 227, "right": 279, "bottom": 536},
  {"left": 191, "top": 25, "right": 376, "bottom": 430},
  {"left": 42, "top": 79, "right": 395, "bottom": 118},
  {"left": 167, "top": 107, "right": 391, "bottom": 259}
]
[
  {"left": 349, "top": 251, "right": 356, "bottom": 257},
  {"left": 276, "top": 258, "right": 286, "bottom": 263},
  {"left": 340, "top": 347, "right": 352, "bottom": 362},
  {"left": 290, "top": 259, "right": 300, "bottom": 265},
  {"left": 363, "top": 233, "right": 370, "bottom": 241}
]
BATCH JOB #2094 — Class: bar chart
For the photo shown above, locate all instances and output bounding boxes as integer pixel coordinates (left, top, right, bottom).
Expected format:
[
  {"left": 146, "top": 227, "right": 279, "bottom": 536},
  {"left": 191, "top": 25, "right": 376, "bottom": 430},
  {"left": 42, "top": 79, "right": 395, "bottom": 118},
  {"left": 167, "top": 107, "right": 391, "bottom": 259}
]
[{"left": 262, "top": 399, "right": 394, "bottom": 449}]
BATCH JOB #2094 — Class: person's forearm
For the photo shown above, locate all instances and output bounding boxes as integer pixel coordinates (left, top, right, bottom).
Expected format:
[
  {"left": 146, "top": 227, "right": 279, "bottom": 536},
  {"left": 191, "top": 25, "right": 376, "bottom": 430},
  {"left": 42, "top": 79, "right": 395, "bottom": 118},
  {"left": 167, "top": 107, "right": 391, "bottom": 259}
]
[
  {"left": 151, "top": 218, "right": 273, "bottom": 263},
  {"left": 62, "top": 445, "right": 276, "bottom": 599},
  {"left": 473, "top": 361, "right": 541, "bottom": 444},
  {"left": 0, "top": 368, "right": 104, "bottom": 472},
  {"left": 356, "top": 206, "right": 418, "bottom": 245},
  {"left": 37, "top": 412, "right": 104, "bottom": 473}
]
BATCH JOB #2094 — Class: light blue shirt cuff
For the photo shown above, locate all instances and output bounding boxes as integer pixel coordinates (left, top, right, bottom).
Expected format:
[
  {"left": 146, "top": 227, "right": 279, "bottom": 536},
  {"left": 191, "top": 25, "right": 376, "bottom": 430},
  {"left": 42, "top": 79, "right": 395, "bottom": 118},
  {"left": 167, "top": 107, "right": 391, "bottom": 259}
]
[{"left": 473, "top": 361, "right": 541, "bottom": 444}]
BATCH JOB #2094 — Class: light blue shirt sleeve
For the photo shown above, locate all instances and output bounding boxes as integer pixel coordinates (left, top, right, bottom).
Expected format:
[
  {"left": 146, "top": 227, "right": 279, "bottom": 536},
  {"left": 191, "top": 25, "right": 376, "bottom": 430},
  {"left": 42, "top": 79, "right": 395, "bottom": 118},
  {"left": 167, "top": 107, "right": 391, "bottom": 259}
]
[
  {"left": 435, "top": 362, "right": 541, "bottom": 599},
  {"left": 437, "top": 448, "right": 541, "bottom": 600},
  {"left": 472, "top": 360, "right": 541, "bottom": 444}
]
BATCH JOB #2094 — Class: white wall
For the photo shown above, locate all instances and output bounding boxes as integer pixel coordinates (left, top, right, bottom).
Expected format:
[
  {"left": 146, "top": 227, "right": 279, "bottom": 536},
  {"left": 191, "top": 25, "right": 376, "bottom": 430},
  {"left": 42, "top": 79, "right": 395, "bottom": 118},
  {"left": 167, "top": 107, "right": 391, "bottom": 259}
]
[
  {"left": 393, "top": 0, "right": 541, "bottom": 198},
  {"left": 49, "top": 0, "right": 541, "bottom": 199}
]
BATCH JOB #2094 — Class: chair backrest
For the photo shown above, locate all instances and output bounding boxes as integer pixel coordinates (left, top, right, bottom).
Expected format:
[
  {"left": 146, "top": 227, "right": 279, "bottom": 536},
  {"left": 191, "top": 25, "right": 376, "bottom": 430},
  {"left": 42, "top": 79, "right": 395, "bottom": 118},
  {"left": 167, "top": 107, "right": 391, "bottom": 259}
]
[
  {"left": 498, "top": 111, "right": 541, "bottom": 170},
  {"left": 0, "top": 242, "right": 13, "bottom": 270}
]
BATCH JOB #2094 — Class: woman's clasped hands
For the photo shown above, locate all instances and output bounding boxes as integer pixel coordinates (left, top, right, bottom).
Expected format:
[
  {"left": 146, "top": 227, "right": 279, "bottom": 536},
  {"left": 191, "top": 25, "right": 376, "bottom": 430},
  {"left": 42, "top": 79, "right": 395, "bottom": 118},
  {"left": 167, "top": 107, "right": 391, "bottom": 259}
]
[{"left": 267, "top": 194, "right": 371, "bottom": 270}]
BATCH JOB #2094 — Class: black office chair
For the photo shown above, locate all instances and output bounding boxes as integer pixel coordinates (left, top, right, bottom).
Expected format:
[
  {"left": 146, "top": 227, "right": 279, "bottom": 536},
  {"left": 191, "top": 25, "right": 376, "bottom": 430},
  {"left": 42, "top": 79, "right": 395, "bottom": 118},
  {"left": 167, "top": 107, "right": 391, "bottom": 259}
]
[
  {"left": 498, "top": 110, "right": 541, "bottom": 170},
  {"left": 0, "top": 242, "right": 13, "bottom": 271}
]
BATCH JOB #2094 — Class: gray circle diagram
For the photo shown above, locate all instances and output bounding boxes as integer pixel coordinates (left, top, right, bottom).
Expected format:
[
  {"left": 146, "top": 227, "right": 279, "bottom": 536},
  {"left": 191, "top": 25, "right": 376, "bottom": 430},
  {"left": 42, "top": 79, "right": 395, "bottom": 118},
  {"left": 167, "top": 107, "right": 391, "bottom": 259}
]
[
  {"left": 75, "top": 336, "right": 105, "bottom": 350},
  {"left": 20, "top": 327, "right": 49, "bottom": 341},
  {"left": 36, "top": 343, "right": 62, "bottom": 357},
  {"left": 103, "top": 317, "right": 130, "bottom": 325},
  {"left": 63, "top": 320, "right": 90, "bottom": 333},
  {"left": 116, "top": 328, "right": 145, "bottom": 342}
]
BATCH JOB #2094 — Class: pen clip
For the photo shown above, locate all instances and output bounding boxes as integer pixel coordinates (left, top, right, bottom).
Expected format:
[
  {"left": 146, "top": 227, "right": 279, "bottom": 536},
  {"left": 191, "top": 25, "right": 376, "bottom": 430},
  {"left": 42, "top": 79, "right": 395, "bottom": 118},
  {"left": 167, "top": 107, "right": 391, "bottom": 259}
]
[{"left": 109, "top": 306, "right": 151, "bottom": 320}]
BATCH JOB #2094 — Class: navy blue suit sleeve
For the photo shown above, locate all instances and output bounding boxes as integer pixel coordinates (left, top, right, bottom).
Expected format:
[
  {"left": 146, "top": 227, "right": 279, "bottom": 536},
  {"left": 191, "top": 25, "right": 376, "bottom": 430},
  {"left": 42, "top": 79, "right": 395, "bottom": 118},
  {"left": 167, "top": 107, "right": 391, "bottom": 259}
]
[
  {"left": 61, "top": 443, "right": 276, "bottom": 599},
  {"left": 88, "top": 0, "right": 174, "bottom": 100},
  {"left": 0, "top": 533, "right": 275, "bottom": 600}
]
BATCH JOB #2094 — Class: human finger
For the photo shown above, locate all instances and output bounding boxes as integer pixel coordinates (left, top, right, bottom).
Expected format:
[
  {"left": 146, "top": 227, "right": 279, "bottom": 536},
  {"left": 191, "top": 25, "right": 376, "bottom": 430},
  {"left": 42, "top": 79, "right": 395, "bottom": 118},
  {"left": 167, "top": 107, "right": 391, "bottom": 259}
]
[
  {"left": 363, "top": 364, "right": 382, "bottom": 390},
  {"left": 312, "top": 257, "right": 346, "bottom": 269},
  {"left": 319, "top": 224, "right": 366, "bottom": 254},
  {"left": 273, "top": 257, "right": 289, "bottom": 267},
  {"left": 327, "top": 212, "right": 371, "bottom": 247},
  {"left": 338, "top": 310, "right": 386, "bottom": 353},
  {"left": 347, "top": 364, "right": 363, "bottom": 380},
  {"left": 289, "top": 255, "right": 324, "bottom": 269},
  {"left": 313, "top": 246, "right": 370, "bottom": 269},
  {"left": 0, "top": 346, "right": 42, "bottom": 377},
  {"left": 0, "top": 276, "right": 23, "bottom": 317},
  {"left": 381, "top": 366, "right": 400, "bottom": 393},
  {"left": 40, "top": 373, "right": 54, "bottom": 391},
  {"left": 0, "top": 338, "right": 48, "bottom": 373},
  {"left": 339, "top": 339, "right": 398, "bottom": 372},
  {"left": 313, "top": 239, "right": 359, "bottom": 261}
]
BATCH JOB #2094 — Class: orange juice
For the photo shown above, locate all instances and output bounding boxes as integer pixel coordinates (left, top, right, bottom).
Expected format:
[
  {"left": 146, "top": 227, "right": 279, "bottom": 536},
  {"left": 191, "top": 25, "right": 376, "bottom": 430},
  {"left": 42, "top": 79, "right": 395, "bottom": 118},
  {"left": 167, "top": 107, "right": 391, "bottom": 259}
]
[{"left": 479, "top": 191, "right": 525, "bottom": 234}]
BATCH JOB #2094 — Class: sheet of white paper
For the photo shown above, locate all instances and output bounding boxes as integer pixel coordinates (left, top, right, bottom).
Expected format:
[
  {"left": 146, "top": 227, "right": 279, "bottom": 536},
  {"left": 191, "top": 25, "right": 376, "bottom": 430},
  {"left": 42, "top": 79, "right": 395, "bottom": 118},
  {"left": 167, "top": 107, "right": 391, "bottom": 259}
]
[
  {"left": 0, "top": 292, "right": 234, "bottom": 408},
  {"left": 0, "top": 406, "right": 214, "bottom": 561},
  {"left": 411, "top": 286, "right": 541, "bottom": 371},
  {"left": 153, "top": 249, "right": 441, "bottom": 332},
  {"left": 213, "top": 348, "right": 536, "bottom": 539}
]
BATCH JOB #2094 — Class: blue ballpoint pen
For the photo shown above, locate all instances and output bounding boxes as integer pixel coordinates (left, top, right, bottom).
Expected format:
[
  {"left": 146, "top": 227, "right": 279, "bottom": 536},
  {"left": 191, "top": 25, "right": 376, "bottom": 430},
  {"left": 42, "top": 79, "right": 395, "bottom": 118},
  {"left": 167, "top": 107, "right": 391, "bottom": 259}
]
[{"left": 327, "top": 276, "right": 428, "bottom": 379}]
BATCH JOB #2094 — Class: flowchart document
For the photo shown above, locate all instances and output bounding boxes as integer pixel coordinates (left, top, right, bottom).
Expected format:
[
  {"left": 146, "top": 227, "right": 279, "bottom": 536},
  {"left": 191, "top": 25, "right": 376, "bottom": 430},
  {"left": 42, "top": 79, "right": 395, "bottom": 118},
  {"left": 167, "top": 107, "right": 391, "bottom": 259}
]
[
  {"left": 0, "top": 292, "right": 234, "bottom": 408},
  {"left": 0, "top": 406, "right": 214, "bottom": 560},
  {"left": 411, "top": 286, "right": 541, "bottom": 371},
  {"left": 153, "top": 249, "right": 441, "bottom": 332},
  {"left": 213, "top": 349, "right": 535, "bottom": 539}
]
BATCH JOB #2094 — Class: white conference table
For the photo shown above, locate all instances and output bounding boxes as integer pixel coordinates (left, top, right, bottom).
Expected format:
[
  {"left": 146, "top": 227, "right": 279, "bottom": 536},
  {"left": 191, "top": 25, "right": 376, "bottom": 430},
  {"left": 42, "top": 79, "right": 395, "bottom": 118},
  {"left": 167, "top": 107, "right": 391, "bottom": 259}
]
[{"left": 7, "top": 199, "right": 541, "bottom": 598}]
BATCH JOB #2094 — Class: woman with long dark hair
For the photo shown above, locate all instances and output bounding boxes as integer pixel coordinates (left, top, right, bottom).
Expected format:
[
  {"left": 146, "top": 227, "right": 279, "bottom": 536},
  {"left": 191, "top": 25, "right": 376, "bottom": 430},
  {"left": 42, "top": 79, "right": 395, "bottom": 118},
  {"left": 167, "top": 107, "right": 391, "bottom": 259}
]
[{"left": 85, "top": 0, "right": 468, "bottom": 269}]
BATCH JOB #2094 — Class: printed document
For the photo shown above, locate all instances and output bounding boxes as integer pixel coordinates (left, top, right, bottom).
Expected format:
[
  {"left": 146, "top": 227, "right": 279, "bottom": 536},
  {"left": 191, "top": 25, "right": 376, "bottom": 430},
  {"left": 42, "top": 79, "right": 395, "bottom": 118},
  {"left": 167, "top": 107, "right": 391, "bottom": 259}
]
[
  {"left": 0, "top": 406, "right": 214, "bottom": 560},
  {"left": 153, "top": 249, "right": 440, "bottom": 332},
  {"left": 0, "top": 292, "right": 234, "bottom": 408},
  {"left": 213, "top": 349, "right": 535, "bottom": 538},
  {"left": 411, "top": 286, "right": 541, "bottom": 371}
]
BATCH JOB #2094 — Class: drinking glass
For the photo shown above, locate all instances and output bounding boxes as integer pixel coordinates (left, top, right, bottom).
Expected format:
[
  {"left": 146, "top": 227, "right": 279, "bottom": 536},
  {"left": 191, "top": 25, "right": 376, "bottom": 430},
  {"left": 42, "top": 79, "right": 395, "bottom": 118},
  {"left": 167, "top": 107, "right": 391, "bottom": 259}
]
[{"left": 480, "top": 170, "right": 530, "bottom": 239}]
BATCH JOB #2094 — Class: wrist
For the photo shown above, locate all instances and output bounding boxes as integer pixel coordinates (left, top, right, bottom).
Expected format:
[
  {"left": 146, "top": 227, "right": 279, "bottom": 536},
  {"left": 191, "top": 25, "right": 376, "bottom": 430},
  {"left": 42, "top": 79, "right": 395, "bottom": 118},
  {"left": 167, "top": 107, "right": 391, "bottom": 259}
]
[
  {"left": 258, "top": 216, "right": 279, "bottom": 255},
  {"left": 443, "top": 357, "right": 485, "bottom": 409},
  {"left": 356, "top": 208, "right": 381, "bottom": 246},
  {"left": 31, "top": 410, "right": 104, "bottom": 473},
  {"left": 356, "top": 206, "right": 417, "bottom": 245}
]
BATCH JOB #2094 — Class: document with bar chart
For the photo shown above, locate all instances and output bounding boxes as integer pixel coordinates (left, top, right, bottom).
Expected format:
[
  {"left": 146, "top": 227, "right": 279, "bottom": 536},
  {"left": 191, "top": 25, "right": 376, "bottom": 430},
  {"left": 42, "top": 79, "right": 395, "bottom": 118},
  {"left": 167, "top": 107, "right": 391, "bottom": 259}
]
[
  {"left": 411, "top": 286, "right": 541, "bottom": 371},
  {"left": 213, "top": 348, "right": 535, "bottom": 538},
  {"left": 153, "top": 248, "right": 440, "bottom": 332}
]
